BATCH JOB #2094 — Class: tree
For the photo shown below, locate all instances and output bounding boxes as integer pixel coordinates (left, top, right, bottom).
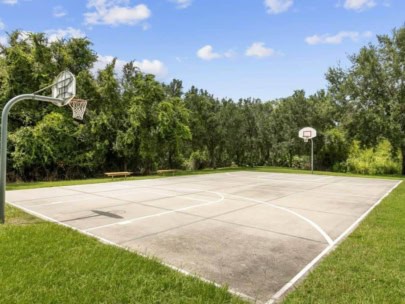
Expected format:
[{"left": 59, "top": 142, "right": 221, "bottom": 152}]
[
  {"left": 157, "top": 97, "right": 191, "bottom": 168},
  {"left": 10, "top": 113, "right": 79, "bottom": 180},
  {"left": 184, "top": 87, "right": 223, "bottom": 168},
  {"left": 327, "top": 27, "right": 405, "bottom": 174},
  {"left": 0, "top": 32, "right": 97, "bottom": 129}
]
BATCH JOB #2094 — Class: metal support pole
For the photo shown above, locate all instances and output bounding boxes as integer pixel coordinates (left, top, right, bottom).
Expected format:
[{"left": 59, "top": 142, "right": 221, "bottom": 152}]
[
  {"left": 0, "top": 94, "right": 64, "bottom": 223},
  {"left": 311, "top": 138, "right": 314, "bottom": 174}
]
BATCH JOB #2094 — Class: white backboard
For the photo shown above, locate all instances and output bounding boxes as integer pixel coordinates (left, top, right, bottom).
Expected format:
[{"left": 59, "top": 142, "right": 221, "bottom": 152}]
[
  {"left": 299, "top": 127, "right": 317, "bottom": 139},
  {"left": 52, "top": 70, "right": 76, "bottom": 106}
]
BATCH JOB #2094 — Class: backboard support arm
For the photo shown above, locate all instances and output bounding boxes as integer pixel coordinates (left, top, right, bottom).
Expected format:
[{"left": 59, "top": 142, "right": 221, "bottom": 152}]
[{"left": 0, "top": 94, "right": 65, "bottom": 223}]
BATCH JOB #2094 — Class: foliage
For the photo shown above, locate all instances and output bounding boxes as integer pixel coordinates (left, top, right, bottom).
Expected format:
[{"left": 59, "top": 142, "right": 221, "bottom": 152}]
[
  {"left": 318, "top": 128, "right": 350, "bottom": 170},
  {"left": 291, "top": 155, "right": 310, "bottom": 170},
  {"left": 0, "top": 27, "right": 404, "bottom": 180},
  {"left": 184, "top": 150, "right": 209, "bottom": 170},
  {"left": 345, "top": 139, "right": 401, "bottom": 175},
  {"left": 9, "top": 113, "right": 82, "bottom": 180},
  {"left": 327, "top": 27, "right": 405, "bottom": 174}
]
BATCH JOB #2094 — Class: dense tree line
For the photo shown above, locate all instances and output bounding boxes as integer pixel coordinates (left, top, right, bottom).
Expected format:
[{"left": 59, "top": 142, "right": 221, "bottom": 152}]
[{"left": 0, "top": 27, "right": 404, "bottom": 181}]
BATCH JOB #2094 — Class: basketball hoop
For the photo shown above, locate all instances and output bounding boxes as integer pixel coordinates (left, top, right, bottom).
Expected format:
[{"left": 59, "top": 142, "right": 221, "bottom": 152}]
[
  {"left": 298, "top": 127, "right": 317, "bottom": 174},
  {"left": 0, "top": 70, "right": 88, "bottom": 223},
  {"left": 68, "top": 99, "right": 87, "bottom": 120}
]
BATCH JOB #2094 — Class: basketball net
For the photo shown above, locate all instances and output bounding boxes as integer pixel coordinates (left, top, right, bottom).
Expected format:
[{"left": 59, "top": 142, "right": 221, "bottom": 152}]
[{"left": 69, "top": 99, "right": 87, "bottom": 120}]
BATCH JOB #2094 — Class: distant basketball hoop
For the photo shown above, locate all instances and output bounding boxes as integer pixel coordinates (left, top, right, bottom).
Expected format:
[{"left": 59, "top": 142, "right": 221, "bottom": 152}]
[{"left": 299, "top": 127, "right": 317, "bottom": 174}]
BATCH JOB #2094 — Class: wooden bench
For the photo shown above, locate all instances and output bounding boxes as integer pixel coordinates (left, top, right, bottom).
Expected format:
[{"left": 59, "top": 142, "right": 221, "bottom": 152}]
[
  {"left": 104, "top": 172, "right": 133, "bottom": 179},
  {"left": 156, "top": 169, "right": 177, "bottom": 175}
]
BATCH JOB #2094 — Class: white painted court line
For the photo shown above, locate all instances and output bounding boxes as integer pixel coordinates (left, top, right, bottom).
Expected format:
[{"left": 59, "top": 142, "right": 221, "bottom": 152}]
[
  {"left": 7, "top": 172, "right": 400, "bottom": 303},
  {"left": 31, "top": 196, "right": 98, "bottom": 207},
  {"left": 256, "top": 176, "right": 335, "bottom": 183},
  {"left": 226, "top": 172, "right": 334, "bottom": 183},
  {"left": 265, "top": 179, "right": 402, "bottom": 304},
  {"left": 16, "top": 186, "right": 192, "bottom": 208},
  {"left": 84, "top": 190, "right": 225, "bottom": 232},
  {"left": 226, "top": 193, "right": 334, "bottom": 246},
  {"left": 6, "top": 201, "right": 256, "bottom": 303}
]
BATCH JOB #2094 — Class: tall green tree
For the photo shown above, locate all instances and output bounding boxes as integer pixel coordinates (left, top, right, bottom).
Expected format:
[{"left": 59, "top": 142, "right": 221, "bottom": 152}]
[
  {"left": 327, "top": 27, "right": 405, "bottom": 174},
  {"left": 157, "top": 97, "right": 191, "bottom": 168}
]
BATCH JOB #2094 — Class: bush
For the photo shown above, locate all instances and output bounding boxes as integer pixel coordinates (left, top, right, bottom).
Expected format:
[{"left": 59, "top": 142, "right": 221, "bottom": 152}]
[
  {"left": 291, "top": 155, "right": 310, "bottom": 170},
  {"left": 345, "top": 140, "right": 401, "bottom": 175},
  {"left": 183, "top": 150, "right": 209, "bottom": 170},
  {"left": 318, "top": 128, "right": 350, "bottom": 170}
]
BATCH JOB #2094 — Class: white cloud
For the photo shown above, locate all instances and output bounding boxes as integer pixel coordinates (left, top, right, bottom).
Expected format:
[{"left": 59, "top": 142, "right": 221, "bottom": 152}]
[
  {"left": 264, "top": 0, "right": 293, "bottom": 14},
  {"left": 53, "top": 6, "right": 67, "bottom": 18},
  {"left": 1, "top": 0, "right": 18, "bottom": 5},
  {"left": 45, "top": 27, "right": 86, "bottom": 42},
  {"left": 305, "top": 31, "right": 372, "bottom": 45},
  {"left": 245, "top": 42, "right": 275, "bottom": 58},
  {"left": 85, "top": 0, "right": 151, "bottom": 26},
  {"left": 93, "top": 55, "right": 168, "bottom": 78},
  {"left": 0, "top": 35, "right": 7, "bottom": 45},
  {"left": 343, "top": 0, "right": 376, "bottom": 11},
  {"left": 17, "top": 31, "right": 30, "bottom": 41},
  {"left": 134, "top": 59, "right": 168, "bottom": 78},
  {"left": 171, "top": 0, "right": 192, "bottom": 9},
  {"left": 93, "top": 55, "right": 127, "bottom": 74},
  {"left": 197, "top": 45, "right": 222, "bottom": 60},
  {"left": 0, "top": 19, "right": 5, "bottom": 30}
]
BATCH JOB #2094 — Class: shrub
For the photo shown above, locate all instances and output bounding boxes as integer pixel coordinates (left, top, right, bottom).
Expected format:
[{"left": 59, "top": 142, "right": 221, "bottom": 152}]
[
  {"left": 345, "top": 140, "right": 401, "bottom": 175},
  {"left": 292, "top": 155, "right": 310, "bottom": 170},
  {"left": 183, "top": 150, "right": 209, "bottom": 170}
]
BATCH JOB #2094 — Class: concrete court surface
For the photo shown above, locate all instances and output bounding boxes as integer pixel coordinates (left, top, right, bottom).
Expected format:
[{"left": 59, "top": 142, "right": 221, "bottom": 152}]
[{"left": 6, "top": 171, "right": 400, "bottom": 303}]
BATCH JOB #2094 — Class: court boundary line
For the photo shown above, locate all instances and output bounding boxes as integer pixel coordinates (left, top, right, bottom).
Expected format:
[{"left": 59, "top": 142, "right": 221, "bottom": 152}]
[
  {"left": 9, "top": 174, "right": 229, "bottom": 203},
  {"left": 82, "top": 183, "right": 333, "bottom": 246},
  {"left": 84, "top": 190, "right": 225, "bottom": 232},
  {"left": 225, "top": 193, "right": 333, "bottom": 245},
  {"left": 265, "top": 179, "right": 402, "bottom": 304},
  {"left": 226, "top": 172, "right": 334, "bottom": 183},
  {"left": 6, "top": 200, "right": 256, "bottom": 303},
  {"left": 6, "top": 172, "right": 401, "bottom": 303}
]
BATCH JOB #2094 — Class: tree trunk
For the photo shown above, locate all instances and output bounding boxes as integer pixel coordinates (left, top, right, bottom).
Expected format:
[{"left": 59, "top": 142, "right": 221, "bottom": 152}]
[{"left": 168, "top": 149, "right": 173, "bottom": 169}]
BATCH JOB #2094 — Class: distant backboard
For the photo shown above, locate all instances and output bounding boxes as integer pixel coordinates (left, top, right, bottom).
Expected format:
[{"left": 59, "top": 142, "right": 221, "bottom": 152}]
[{"left": 299, "top": 127, "right": 317, "bottom": 140}]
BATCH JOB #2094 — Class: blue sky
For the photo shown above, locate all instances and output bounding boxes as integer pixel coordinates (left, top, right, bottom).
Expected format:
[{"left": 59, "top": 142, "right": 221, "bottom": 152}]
[{"left": 0, "top": 0, "right": 404, "bottom": 100}]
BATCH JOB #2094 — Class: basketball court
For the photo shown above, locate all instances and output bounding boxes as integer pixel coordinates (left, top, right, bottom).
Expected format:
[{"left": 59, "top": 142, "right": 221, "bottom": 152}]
[{"left": 6, "top": 171, "right": 400, "bottom": 303}]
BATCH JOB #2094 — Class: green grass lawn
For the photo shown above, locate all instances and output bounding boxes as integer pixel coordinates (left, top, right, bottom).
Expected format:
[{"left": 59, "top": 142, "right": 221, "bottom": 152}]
[
  {"left": 0, "top": 205, "right": 246, "bottom": 304},
  {"left": 2, "top": 167, "right": 404, "bottom": 303},
  {"left": 283, "top": 176, "right": 405, "bottom": 303}
]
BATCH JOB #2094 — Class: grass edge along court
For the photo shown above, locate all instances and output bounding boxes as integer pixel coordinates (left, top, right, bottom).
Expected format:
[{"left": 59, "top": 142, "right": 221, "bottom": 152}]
[{"left": 0, "top": 168, "right": 403, "bottom": 303}]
